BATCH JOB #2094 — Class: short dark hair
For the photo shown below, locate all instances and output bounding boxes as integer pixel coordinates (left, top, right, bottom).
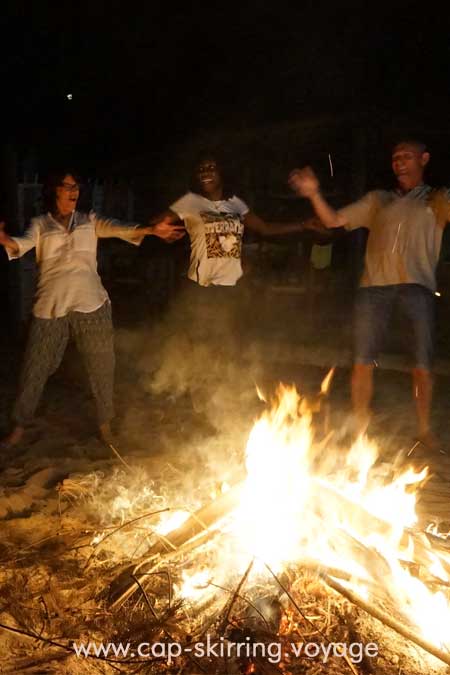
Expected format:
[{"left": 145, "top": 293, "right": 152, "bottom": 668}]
[
  {"left": 392, "top": 139, "right": 428, "bottom": 155},
  {"left": 189, "top": 150, "right": 236, "bottom": 200},
  {"left": 42, "top": 168, "right": 81, "bottom": 213}
]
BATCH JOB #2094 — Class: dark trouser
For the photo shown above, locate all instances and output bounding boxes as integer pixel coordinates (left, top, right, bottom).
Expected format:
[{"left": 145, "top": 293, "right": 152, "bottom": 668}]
[
  {"left": 13, "top": 302, "right": 115, "bottom": 427},
  {"left": 179, "top": 279, "right": 240, "bottom": 344},
  {"left": 353, "top": 284, "right": 435, "bottom": 369},
  {"left": 151, "top": 280, "right": 241, "bottom": 404}
]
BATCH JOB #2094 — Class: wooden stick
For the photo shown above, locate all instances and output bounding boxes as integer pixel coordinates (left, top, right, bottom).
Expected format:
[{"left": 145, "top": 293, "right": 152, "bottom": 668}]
[
  {"left": 319, "top": 572, "right": 450, "bottom": 668},
  {"left": 85, "top": 507, "right": 170, "bottom": 569},
  {"left": 108, "top": 442, "right": 133, "bottom": 471},
  {"left": 0, "top": 621, "right": 125, "bottom": 668},
  {"left": 143, "top": 484, "right": 242, "bottom": 556},
  {"left": 110, "top": 486, "right": 242, "bottom": 608},
  {"left": 218, "top": 558, "right": 254, "bottom": 635}
]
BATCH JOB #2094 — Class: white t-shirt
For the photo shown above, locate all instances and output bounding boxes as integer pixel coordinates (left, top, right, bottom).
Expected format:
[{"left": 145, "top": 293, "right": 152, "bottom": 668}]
[{"left": 170, "top": 192, "right": 249, "bottom": 286}]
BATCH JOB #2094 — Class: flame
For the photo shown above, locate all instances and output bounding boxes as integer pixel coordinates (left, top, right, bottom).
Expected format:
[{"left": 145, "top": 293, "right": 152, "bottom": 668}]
[
  {"left": 230, "top": 384, "right": 450, "bottom": 649},
  {"left": 233, "top": 385, "right": 312, "bottom": 569},
  {"left": 155, "top": 510, "right": 190, "bottom": 536},
  {"left": 87, "top": 380, "right": 450, "bottom": 651},
  {"left": 179, "top": 569, "right": 211, "bottom": 600},
  {"left": 320, "top": 367, "right": 335, "bottom": 396},
  {"left": 255, "top": 384, "right": 267, "bottom": 402}
]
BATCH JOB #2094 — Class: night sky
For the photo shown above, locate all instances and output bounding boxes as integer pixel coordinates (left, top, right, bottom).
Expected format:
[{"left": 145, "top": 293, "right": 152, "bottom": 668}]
[{"left": 2, "top": 1, "right": 450, "bottom": 173}]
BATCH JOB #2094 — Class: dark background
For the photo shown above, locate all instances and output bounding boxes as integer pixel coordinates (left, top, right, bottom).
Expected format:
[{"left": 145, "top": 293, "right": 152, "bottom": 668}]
[
  {"left": 2, "top": 1, "right": 450, "bottom": 173},
  {"left": 1, "top": 0, "right": 450, "bottom": 336}
]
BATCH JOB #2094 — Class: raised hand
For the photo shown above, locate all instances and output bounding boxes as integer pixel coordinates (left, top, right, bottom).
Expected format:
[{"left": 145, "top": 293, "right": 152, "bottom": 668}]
[{"left": 288, "top": 167, "right": 321, "bottom": 199}]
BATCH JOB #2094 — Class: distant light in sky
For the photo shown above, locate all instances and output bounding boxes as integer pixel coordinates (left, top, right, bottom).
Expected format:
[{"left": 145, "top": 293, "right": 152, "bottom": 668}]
[{"left": 66, "top": 93, "right": 73, "bottom": 100}]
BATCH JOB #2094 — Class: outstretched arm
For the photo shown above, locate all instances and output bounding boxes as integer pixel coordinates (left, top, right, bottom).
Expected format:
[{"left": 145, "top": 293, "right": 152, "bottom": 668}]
[
  {"left": 95, "top": 211, "right": 185, "bottom": 245},
  {"left": 148, "top": 210, "right": 186, "bottom": 242},
  {"left": 242, "top": 211, "right": 335, "bottom": 241},
  {"left": 288, "top": 167, "right": 348, "bottom": 229},
  {"left": 243, "top": 211, "right": 305, "bottom": 236},
  {"left": 0, "top": 221, "right": 38, "bottom": 259}
]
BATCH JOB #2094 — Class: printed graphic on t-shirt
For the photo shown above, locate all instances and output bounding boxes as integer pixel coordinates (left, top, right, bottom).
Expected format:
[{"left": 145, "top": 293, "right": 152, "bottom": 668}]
[{"left": 201, "top": 211, "right": 244, "bottom": 259}]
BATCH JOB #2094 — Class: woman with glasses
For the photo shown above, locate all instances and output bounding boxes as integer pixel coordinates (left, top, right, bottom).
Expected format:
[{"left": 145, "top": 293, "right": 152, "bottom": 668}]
[{"left": 0, "top": 170, "right": 185, "bottom": 449}]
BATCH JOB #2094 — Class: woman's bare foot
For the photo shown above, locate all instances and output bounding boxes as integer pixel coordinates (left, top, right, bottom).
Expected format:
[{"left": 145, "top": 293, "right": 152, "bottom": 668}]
[{"left": 0, "top": 426, "right": 25, "bottom": 449}]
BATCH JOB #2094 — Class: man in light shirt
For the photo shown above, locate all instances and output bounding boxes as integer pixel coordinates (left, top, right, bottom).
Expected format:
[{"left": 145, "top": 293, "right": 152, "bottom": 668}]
[
  {"left": 0, "top": 170, "right": 185, "bottom": 450},
  {"left": 289, "top": 141, "right": 450, "bottom": 451}
]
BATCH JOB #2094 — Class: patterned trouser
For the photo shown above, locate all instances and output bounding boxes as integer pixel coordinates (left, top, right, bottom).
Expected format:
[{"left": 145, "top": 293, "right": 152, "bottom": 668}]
[{"left": 13, "top": 302, "right": 115, "bottom": 427}]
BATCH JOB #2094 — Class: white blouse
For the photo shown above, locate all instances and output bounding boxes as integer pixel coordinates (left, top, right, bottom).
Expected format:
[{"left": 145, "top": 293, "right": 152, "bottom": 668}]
[{"left": 9, "top": 211, "right": 144, "bottom": 318}]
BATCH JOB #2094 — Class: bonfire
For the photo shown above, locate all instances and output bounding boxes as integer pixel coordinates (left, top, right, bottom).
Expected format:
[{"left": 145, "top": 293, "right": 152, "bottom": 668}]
[{"left": 1, "top": 373, "right": 450, "bottom": 674}]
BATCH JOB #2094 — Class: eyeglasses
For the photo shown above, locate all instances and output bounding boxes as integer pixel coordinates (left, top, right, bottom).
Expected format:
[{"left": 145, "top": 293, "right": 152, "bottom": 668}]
[{"left": 60, "top": 182, "right": 80, "bottom": 192}]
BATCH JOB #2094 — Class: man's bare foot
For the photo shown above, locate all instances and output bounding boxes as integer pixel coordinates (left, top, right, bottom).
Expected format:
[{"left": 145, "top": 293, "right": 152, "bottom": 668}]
[
  {"left": 416, "top": 430, "right": 446, "bottom": 455},
  {"left": 0, "top": 426, "right": 25, "bottom": 449}
]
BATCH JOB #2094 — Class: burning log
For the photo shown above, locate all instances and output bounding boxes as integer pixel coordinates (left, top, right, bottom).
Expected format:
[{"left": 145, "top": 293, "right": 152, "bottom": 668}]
[
  {"left": 109, "top": 473, "right": 441, "bottom": 613},
  {"left": 265, "top": 561, "right": 450, "bottom": 671},
  {"left": 144, "top": 484, "right": 242, "bottom": 556},
  {"left": 108, "top": 478, "right": 382, "bottom": 608},
  {"left": 309, "top": 479, "right": 392, "bottom": 538},
  {"left": 109, "top": 483, "right": 243, "bottom": 607},
  {"left": 320, "top": 572, "right": 450, "bottom": 669}
]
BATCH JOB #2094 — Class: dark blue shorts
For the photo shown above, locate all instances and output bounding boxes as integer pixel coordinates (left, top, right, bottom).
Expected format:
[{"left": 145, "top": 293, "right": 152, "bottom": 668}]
[{"left": 353, "top": 284, "right": 435, "bottom": 370}]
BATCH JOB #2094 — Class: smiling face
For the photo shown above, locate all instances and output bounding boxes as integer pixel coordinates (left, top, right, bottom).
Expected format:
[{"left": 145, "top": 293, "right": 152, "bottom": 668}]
[
  {"left": 196, "top": 159, "right": 224, "bottom": 200},
  {"left": 391, "top": 142, "right": 430, "bottom": 192},
  {"left": 55, "top": 174, "right": 80, "bottom": 216}
]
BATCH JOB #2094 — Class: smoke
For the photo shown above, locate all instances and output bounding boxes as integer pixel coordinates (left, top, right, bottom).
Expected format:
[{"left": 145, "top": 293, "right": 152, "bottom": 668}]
[
  {"left": 113, "top": 275, "right": 429, "bottom": 483},
  {"left": 113, "top": 281, "right": 338, "bottom": 468},
  {"left": 115, "top": 283, "right": 268, "bottom": 440}
]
